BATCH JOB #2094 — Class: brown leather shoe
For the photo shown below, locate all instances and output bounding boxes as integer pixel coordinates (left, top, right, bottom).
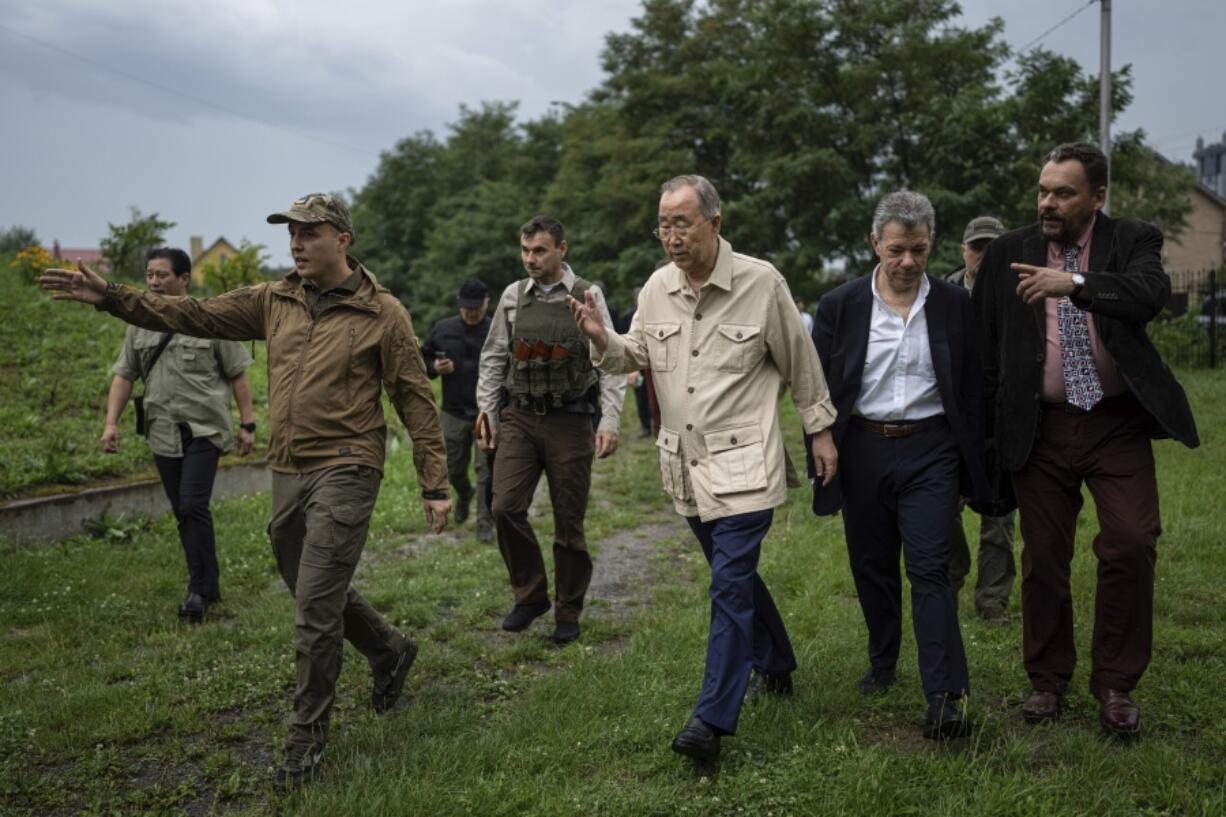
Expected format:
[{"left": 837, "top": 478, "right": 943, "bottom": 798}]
[
  {"left": 1021, "top": 690, "right": 1061, "bottom": 724},
  {"left": 1098, "top": 690, "right": 1141, "bottom": 738}
]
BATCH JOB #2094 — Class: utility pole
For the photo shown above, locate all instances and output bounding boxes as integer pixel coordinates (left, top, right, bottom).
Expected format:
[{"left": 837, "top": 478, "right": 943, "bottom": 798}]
[{"left": 1100, "top": 0, "right": 1112, "bottom": 213}]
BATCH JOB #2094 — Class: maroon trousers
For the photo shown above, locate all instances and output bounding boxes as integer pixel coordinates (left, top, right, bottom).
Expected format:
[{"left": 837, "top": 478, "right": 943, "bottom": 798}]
[{"left": 1012, "top": 394, "right": 1161, "bottom": 697}]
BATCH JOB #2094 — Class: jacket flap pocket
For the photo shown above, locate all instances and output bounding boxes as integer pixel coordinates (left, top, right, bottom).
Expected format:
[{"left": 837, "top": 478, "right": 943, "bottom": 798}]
[
  {"left": 655, "top": 427, "right": 681, "bottom": 454},
  {"left": 705, "top": 424, "right": 763, "bottom": 454},
  {"left": 716, "top": 323, "right": 761, "bottom": 343},
  {"left": 646, "top": 322, "right": 682, "bottom": 341}
]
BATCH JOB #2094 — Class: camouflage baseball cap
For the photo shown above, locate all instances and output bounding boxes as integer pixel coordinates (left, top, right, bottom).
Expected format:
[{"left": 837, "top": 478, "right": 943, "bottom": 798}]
[{"left": 267, "top": 193, "right": 354, "bottom": 241}]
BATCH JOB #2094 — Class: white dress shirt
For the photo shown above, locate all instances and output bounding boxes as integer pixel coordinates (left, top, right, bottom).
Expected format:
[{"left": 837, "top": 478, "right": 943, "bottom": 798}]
[{"left": 853, "top": 269, "right": 944, "bottom": 422}]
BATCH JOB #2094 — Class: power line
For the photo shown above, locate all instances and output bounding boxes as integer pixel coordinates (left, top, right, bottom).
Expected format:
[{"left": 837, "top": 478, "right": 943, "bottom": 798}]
[
  {"left": 0, "top": 22, "right": 379, "bottom": 159},
  {"left": 1016, "top": 0, "right": 1099, "bottom": 53}
]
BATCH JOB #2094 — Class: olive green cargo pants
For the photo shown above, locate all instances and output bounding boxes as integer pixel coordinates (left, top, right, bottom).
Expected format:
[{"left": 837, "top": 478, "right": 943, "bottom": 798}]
[
  {"left": 269, "top": 465, "right": 407, "bottom": 748},
  {"left": 948, "top": 503, "right": 1017, "bottom": 617}
]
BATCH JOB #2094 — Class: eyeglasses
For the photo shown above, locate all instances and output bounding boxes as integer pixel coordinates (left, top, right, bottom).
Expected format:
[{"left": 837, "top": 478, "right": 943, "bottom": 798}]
[{"left": 652, "top": 217, "right": 708, "bottom": 240}]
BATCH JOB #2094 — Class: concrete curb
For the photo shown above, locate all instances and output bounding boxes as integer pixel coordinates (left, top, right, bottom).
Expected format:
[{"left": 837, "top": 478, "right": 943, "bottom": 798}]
[{"left": 0, "top": 462, "right": 271, "bottom": 545}]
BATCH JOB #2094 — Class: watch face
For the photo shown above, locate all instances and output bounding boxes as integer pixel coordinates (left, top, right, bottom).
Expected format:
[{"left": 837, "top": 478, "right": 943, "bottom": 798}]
[{"left": 1073, "top": 273, "right": 1086, "bottom": 286}]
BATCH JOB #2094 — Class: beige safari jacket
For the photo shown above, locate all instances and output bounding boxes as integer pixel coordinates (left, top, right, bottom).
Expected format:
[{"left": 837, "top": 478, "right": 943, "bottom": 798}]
[
  {"left": 595, "top": 237, "right": 836, "bottom": 521},
  {"left": 97, "top": 258, "right": 448, "bottom": 491}
]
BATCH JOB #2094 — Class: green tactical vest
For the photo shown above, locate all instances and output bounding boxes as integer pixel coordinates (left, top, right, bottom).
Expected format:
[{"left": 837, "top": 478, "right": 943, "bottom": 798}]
[{"left": 505, "top": 276, "right": 599, "bottom": 408}]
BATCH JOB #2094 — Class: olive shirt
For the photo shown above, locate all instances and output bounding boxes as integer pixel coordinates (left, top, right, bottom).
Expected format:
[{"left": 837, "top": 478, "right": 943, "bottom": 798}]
[
  {"left": 96, "top": 257, "right": 448, "bottom": 492},
  {"left": 112, "top": 329, "right": 252, "bottom": 457},
  {"left": 594, "top": 237, "right": 836, "bottom": 521}
]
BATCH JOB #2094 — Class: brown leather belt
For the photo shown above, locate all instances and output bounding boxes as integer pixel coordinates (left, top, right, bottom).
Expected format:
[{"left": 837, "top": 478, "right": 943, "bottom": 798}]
[{"left": 850, "top": 415, "right": 946, "bottom": 438}]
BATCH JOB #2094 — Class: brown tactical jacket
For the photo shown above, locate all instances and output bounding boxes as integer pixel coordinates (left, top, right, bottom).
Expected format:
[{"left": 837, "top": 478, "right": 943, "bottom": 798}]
[{"left": 98, "top": 258, "right": 447, "bottom": 491}]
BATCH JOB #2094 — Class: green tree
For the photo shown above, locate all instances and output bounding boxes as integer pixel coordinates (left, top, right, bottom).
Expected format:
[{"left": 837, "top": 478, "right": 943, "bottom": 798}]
[
  {"left": 199, "top": 240, "right": 270, "bottom": 294},
  {"left": 100, "top": 208, "right": 176, "bottom": 280},
  {"left": 352, "top": 102, "right": 561, "bottom": 327},
  {"left": 0, "top": 225, "right": 39, "bottom": 254}
]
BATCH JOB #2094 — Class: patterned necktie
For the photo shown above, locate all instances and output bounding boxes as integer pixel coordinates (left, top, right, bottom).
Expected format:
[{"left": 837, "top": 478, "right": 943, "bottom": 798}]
[{"left": 1057, "top": 245, "right": 1102, "bottom": 410}]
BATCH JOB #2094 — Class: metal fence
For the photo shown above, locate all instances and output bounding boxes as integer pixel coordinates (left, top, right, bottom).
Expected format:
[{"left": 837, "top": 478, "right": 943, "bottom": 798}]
[{"left": 1155, "top": 267, "right": 1223, "bottom": 368}]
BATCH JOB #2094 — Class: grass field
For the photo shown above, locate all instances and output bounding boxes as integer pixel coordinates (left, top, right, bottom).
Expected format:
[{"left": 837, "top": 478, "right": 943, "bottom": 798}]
[
  {"left": 1, "top": 368, "right": 1223, "bottom": 816},
  {"left": 1, "top": 256, "right": 269, "bottom": 498}
]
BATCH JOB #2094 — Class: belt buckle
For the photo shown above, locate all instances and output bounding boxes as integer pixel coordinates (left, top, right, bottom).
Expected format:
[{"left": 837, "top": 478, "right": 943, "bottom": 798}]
[
  {"left": 532, "top": 396, "right": 548, "bottom": 416},
  {"left": 881, "top": 422, "right": 907, "bottom": 438}
]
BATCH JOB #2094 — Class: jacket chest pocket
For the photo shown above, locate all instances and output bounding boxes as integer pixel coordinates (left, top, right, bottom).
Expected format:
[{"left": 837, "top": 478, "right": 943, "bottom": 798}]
[
  {"left": 713, "top": 323, "right": 763, "bottom": 373},
  {"left": 705, "top": 424, "right": 767, "bottom": 496},
  {"left": 655, "top": 426, "right": 692, "bottom": 502},
  {"left": 645, "top": 322, "right": 682, "bottom": 373}
]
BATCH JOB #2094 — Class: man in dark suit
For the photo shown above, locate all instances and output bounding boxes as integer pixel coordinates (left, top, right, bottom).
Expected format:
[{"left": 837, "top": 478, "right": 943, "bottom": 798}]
[
  {"left": 810, "top": 191, "right": 988, "bottom": 739},
  {"left": 974, "top": 142, "right": 1199, "bottom": 737}
]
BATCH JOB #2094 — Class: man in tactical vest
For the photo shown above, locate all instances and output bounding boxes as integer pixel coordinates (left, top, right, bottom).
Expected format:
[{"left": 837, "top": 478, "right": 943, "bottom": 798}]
[{"left": 476, "top": 215, "right": 625, "bottom": 645}]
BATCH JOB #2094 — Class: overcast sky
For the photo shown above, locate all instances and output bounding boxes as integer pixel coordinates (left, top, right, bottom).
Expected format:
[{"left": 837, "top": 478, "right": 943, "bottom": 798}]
[{"left": 2, "top": 0, "right": 1221, "bottom": 266}]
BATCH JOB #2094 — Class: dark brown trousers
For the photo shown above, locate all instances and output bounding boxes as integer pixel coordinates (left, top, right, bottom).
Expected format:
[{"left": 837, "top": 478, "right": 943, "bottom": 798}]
[
  {"left": 490, "top": 407, "right": 594, "bottom": 623},
  {"left": 1012, "top": 395, "right": 1161, "bottom": 697}
]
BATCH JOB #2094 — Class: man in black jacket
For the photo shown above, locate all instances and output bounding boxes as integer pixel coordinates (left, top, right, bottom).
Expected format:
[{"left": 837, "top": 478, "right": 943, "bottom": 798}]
[
  {"left": 974, "top": 142, "right": 1199, "bottom": 738},
  {"left": 422, "top": 278, "right": 493, "bottom": 541},
  {"left": 810, "top": 191, "right": 988, "bottom": 740}
]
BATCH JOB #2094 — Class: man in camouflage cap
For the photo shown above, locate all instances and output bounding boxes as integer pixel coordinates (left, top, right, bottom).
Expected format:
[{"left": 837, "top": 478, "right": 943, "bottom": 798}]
[
  {"left": 41, "top": 191, "right": 451, "bottom": 790},
  {"left": 945, "top": 215, "right": 1016, "bottom": 620},
  {"left": 267, "top": 191, "right": 356, "bottom": 239}
]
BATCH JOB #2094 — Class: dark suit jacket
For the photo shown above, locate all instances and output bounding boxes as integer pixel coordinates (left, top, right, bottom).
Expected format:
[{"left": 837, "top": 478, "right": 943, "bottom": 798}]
[
  {"left": 973, "top": 214, "right": 1199, "bottom": 474},
  {"left": 806, "top": 274, "right": 989, "bottom": 516}
]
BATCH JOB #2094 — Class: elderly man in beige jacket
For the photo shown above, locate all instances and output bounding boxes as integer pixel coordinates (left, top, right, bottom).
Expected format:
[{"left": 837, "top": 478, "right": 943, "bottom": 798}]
[{"left": 570, "top": 174, "right": 837, "bottom": 762}]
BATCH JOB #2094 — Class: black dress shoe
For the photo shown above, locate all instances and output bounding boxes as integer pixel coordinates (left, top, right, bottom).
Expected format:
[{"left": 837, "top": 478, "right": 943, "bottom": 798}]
[
  {"left": 549, "top": 621, "right": 580, "bottom": 645},
  {"left": 1021, "top": 689, "right": 1062, "bottom": 724},
  {"left": 857, "top": 666, "right": 896, "bottom": 695},
  {"left": 1097, "top": 689, "right": 1141, "bottom": 738},
  {"left": 501, "top": 601, "right": 551, "bottom": 632},
  {"left": 748, "top": 671, "right": 794, "bottom": 701},
  {"left": 923, "top": 693, "right": 970, "bottom": 740},
  {"left": 671, "top": 716, "right": 720, "bottom": 762},
  {"left": 178, "top": 592, "right": 207, "bottom": 624}
]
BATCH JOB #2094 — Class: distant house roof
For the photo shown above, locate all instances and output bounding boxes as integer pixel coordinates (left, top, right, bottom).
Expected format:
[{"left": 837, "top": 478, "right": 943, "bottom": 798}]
[
  {"left": 46, "top": 245, "right": 105, "bottom": 266},
  {"left": 192, "top": 237, "right": 239, "bottom": 265},
  {"left": 1195, "top": 181, "right": 1226, "bottom": 210}
]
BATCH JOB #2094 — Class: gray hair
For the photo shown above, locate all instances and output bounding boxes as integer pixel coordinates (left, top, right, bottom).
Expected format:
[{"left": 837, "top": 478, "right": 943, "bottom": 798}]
[
  {"left": 660, "top": 175, "right": 722, "bottom": 220},
  {"left": 871, "top": 191, "right": 935, "bottom": 239}
]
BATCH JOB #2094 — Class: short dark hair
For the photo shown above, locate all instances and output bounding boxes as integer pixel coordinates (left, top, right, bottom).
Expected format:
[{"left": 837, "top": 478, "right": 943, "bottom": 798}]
[
  {"left": 520, "top": 215, "right": 565, "bottom": 247},
  {"left": 146, "top": 247, "right": 192, "bottom": 277},
  {"left": 1047, "top": 142, "right": 1109, "bottom": 192}
]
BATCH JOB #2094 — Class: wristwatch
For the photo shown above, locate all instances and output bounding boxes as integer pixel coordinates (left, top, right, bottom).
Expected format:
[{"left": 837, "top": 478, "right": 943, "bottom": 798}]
[
  {"left": 240, "top": 422, "right": 257, "bottom": 433},
  {"left": 1070, "top": 272, "right": 1086, "bottom": 297}
]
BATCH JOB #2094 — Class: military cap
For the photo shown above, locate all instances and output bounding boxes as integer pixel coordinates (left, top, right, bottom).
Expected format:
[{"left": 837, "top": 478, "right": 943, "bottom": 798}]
[
  {"left": 267, "top": 193, "right": 355, "bottom": 242},
  {"left": 962, "top": 216, "right": 1005, "bottom": 244}
]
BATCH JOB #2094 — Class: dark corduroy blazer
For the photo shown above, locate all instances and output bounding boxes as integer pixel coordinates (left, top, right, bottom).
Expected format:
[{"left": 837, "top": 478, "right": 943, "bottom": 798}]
[{"left": 973, "top": 214, "right": 1199, "bottom": 474}]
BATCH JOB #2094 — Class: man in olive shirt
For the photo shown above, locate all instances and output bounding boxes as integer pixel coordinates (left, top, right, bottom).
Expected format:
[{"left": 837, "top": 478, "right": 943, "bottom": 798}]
[
  {"left": 571, "top": 175, "right": 838, "bottom": 762},
  {"left": 41, "top": 193, "right": 451, "bottom": 790},
  {"left": 103, "top": 247, "right": 255, "bottom": 623}
]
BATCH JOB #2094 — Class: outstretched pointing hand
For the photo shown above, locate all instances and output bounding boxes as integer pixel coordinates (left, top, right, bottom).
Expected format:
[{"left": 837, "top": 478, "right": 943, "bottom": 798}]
[
  {"left": 39, "top": 260, "right": 108, "bottom": 305},
  {"left": 567, "top": 290, "right": 608, "bottom": 350}
]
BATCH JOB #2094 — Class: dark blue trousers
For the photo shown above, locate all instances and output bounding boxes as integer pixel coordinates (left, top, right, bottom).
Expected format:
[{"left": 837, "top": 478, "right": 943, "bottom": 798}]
[
  {"left": 153, "top": 426, "right": 222, "bottom": 601},
  {"left": 840, "top": 423, "right": 969, "bottom": 698},
  {"left": 686, "top": 509, "right": 796, "bottom": 735}
]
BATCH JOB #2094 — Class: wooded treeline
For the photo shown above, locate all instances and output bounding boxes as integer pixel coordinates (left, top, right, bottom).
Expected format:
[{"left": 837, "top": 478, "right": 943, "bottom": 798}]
[{"left": 348, "top": 0, "right": 1194, "bottom": 324}]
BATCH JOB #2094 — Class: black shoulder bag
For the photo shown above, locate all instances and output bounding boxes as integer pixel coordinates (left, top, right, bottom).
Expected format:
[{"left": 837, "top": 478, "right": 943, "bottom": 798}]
[{"left": 134, "top": 332, "right": 176, "bottom": 436}]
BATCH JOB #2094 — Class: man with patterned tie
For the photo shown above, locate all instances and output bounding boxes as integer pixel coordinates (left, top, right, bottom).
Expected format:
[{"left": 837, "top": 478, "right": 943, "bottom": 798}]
[{"left": 974, "top": 142, "right": 1199, "bottom": 738}]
